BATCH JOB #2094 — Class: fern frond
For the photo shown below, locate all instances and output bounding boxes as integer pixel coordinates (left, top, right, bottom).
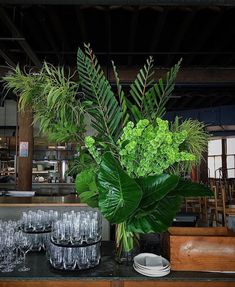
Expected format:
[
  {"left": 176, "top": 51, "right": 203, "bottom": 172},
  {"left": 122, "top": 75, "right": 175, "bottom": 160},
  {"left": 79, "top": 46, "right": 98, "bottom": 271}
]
[{"left": 77, "top": 44, "right": 122, "bottom": 145}]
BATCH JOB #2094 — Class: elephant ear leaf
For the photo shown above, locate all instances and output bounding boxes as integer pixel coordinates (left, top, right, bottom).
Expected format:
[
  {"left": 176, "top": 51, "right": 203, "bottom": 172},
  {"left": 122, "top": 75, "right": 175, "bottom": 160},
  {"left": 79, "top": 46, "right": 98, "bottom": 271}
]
[
  {"left": 97, "top": 152, "right": 142, "bottom": 224},
  {"left": 127, "top": 195, "right": 182, "bottom": 234},
  {"left": 174, "top": 179, "right": 213, "bottom": 197},
  {"left": 137, "top": 173, "right": 179, "bottom": 209}
]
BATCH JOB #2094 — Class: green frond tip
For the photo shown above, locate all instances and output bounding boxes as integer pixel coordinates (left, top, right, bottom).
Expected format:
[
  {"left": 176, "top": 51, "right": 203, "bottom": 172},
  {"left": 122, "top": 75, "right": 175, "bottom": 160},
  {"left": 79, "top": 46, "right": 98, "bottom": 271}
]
[
  {"left": 111, "top": 60, "right": 129, "bottom": 128},
  {"left": 129, "top": 56, "right": 155, "bottom": 121},
  {"left": 143, "top": 58, "right": 182, "bottom": 121},
  {"left": 77, "top": 45, "right": 123, "bottom": 146}
]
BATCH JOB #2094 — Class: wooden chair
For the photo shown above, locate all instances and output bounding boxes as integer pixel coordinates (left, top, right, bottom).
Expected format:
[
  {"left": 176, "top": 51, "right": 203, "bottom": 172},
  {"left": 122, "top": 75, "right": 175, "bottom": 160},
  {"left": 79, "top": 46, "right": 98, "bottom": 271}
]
[
  {"left": 185, "top": 197, "right": 202, "bottom": 214},
  {"left": 213, "top": 184, "right": 235, "bottom": 227}
]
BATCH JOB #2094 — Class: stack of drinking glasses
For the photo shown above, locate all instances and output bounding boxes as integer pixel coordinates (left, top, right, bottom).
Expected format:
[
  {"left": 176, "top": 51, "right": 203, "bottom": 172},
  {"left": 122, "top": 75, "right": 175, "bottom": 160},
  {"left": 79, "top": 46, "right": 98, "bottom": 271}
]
[
  {"left": 21, "top": 210, "right": 59, "bottom": 251},
  {"left": 0, "top": 220, "right": 32, "bottom": 273},
  {"left": 48, "top": 210, "right": 102, "bottom": 270}
]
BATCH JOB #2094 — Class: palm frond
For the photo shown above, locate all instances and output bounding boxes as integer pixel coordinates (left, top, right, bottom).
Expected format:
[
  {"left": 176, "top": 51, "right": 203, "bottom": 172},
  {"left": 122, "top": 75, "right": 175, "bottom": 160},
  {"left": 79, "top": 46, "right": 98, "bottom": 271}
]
[
  {"left": 77, "top": 44, "right": 122, "bottom": 145},
  {"left": 111, "top": 60, "right": 129, "bottom": 128},
  {"left": 143, "top": 58, "right": 182, "bottom": 121},
  {"left": 129, "top": 56, "right": 154, "bottom": 121}
]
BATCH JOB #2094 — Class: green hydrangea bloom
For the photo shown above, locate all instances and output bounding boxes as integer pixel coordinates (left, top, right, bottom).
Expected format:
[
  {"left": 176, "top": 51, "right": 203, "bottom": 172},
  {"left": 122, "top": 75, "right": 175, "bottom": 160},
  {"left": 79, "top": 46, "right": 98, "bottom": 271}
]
[
  {"left": 84, "top": 136, "right": 101, "bottom": 164},
  {"left": 117, "top": 118, "right": 196, "bottom": 178}
]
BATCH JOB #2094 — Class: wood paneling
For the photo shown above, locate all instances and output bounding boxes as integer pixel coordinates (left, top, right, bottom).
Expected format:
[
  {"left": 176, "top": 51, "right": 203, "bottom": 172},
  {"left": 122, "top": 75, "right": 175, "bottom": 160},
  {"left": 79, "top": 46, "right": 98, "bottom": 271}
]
[{"left": 166, "top": 227, "right": 235, "bottom": 272}]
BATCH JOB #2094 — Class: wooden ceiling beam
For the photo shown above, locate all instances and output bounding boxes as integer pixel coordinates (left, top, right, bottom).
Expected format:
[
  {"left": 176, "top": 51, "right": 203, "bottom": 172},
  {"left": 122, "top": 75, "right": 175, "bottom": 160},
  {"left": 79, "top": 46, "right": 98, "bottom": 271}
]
[
  {"left": 165, "top": 9, "right": 195, "bottom": 67},
  {"left": 0, "top": 7, "right": 41, "bottom": 67},
  {"left": 0, "top": 49, "right": 16, "bottom": 67},
  {"left": 76, "top": 6, "right": 88, "bottom": 44},
  {"left": 150, "top": 8, "right": 168, "bottom": 53},
  {"left": 127, "top": 8, "right": 139, "bottom": 66},
  {"left": 0, "top": 0, "right": 235, "bottom": 6},
  {"left": 36, "top": 9, "right": 60, "bottom": 59},
  {"left": 185, "top": 8, "right": 223, "bottom": 66}
]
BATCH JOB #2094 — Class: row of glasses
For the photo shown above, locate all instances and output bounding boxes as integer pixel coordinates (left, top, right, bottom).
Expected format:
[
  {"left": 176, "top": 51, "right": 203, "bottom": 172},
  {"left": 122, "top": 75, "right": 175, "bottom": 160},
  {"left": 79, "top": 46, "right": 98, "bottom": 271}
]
[
  {"left": 48, "top": 241, "right": 101, "bottom": 270},
  {"left": 51, "top": 210, "right": 102, "bottom": 246},
  {"left": 25, "top": 233, "right": 50, "bottom": 252},
  {"left": 21, "top": 210, "right": 59, "bottom": 232},
  {"left": 0, "top": 221, "right": 32, "bottom": 273}
]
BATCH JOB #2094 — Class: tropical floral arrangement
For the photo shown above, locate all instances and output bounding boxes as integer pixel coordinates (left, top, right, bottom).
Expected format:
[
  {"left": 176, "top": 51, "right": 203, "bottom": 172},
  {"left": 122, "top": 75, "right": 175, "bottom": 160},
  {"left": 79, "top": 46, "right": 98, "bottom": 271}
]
[{"left": 3, "top": 44, "right": 212, "bottom": 260}]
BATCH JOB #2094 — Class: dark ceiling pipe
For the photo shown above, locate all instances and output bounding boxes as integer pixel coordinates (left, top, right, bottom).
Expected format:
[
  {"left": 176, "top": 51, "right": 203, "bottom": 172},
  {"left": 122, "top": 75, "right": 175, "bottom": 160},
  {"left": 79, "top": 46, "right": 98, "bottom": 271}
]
[{"left": 0, "top": 0, "right": 234, "bottom": 6}]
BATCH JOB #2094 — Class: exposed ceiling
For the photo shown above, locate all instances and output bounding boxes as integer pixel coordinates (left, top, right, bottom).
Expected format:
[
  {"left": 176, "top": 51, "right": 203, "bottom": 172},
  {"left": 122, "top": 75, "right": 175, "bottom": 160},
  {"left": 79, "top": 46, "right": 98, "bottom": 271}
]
[{"left": 0, "top": 2, "right": 235, "bottom": 111}]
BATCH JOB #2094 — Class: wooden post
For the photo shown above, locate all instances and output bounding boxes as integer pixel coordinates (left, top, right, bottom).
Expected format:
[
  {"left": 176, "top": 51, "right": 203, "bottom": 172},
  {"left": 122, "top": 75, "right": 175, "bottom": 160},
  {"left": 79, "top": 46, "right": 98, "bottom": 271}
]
[
  {"left": 222, "top": 138, "right": 227, "bottom": 180},
  {"left": 191, "top": 166, "right": 198, "bottom": 182},
  {"left": 199, "top": 151, "right": 208, "bottom": 185},
  {"left": 17, "top": 105, "right": 33, "bottom": 191}
]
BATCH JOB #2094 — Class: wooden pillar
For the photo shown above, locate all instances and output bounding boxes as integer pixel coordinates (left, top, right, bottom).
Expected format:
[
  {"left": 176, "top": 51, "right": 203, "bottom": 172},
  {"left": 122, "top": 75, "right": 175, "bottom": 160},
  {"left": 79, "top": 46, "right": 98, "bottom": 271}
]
[
  {"left": 17, "top": 105, "right": 33, "bottom": 191},
  {"left": 199, "top": 151, "right": 208, "bottom": 185},
  {"left": 191, "top": 166, "right": 198, "bottom": 182},
  {"left": 222, "top": 138, "right": 227, "bottom": 180}
]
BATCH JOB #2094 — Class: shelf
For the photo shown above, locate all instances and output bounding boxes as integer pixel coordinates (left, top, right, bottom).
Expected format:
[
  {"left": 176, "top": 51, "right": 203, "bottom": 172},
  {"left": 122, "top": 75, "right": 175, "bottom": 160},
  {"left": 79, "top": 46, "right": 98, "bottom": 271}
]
[{"left": 32, "top": 171, "right": 57, "bottom": 174}]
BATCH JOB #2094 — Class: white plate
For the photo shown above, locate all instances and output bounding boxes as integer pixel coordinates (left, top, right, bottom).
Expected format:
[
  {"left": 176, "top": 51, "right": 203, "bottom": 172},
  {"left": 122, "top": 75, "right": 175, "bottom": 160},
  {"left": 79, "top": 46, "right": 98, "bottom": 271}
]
[
  {"left": 133, "top": 264, "right": 170, "bottom": 277},
  {"left": 6, "top": 191, "right": 35, "bottom": 197},
  {"left": 134, "top": 253, "right": 170, "bottom": 270},
  {"left": 135, "top": 263, "right": 171, "bottom": 272}
]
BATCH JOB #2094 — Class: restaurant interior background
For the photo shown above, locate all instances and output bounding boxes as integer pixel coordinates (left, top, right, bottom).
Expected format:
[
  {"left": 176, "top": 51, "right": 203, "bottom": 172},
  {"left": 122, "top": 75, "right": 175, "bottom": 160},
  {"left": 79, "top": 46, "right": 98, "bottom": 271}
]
[{"left": 0, "top": 0, "right": 235, "bottom": 237}]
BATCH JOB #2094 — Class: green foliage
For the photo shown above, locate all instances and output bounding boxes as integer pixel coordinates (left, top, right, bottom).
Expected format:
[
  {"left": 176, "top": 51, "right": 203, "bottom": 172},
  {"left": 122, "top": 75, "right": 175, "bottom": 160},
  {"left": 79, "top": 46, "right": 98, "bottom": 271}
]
[
  {"left": 3, "top": 62, "right": 85, "bottom": 144},
  {"left": 96, "top": 152, "right": 213, "bottom": 237},
  {"left": 77, "top": 44, "right": 123, "bottom": 146},
  {"left": 111, "top": 60, "right": 129, "bottom": 128},
  {"left": 97, "top": 152, "right": 142, "bottom": 224},
  {"left": 170, "top": 117, "right": 209, "bottom": 173},
  {"left": 66, "top": 150, "right": 96, "bottom": 178},
  {"left": 117, "top": 118, "right": 195, "bottom": 177},
  {"left": 129, "top": 56, "right": 154, "bottom": 121},
  {"left": 84, "top": 136, "right": 101, "bottom": 164},
  {"left": 77, "top": 44, "right": 182, "bottom": 149},
  {"left": 75, "top": 169, "right": 98, "bottom": 208},
  {"left": 143, "top": 59, "right": 182, "bottom": 121}
]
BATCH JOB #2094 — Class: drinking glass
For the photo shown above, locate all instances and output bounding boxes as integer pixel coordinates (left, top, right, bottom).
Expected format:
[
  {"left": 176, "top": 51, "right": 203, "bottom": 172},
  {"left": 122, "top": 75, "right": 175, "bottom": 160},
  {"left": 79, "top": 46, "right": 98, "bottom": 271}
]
[
  {"left": 49, "top": 244, "right": 63, "bottom": 270},
  {"left": 1, "top": 235, "right": 16, "bottom": 273},
  {"left": 63, "top": 248, "right": 76, "bottom": 270},
  {"left": 18, "top": 236, "right": 32, "bottom": 272}
]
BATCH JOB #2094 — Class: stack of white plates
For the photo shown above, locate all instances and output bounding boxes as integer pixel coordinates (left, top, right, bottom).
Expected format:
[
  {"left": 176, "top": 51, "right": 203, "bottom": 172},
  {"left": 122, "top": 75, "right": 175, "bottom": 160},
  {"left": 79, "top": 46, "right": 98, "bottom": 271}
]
[{"left": 133, "top": 253, "right": 171, "bottom": 277}]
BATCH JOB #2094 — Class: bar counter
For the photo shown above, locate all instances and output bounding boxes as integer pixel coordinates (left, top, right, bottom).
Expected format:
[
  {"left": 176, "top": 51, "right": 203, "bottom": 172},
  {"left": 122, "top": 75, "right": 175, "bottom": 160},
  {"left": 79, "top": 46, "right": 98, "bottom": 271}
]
[
  {"left": 0, "top": 194, "right": 85, "bottom": 207},
  {"left": 0, "top": 242, "right": 235, "bottom": 287}
]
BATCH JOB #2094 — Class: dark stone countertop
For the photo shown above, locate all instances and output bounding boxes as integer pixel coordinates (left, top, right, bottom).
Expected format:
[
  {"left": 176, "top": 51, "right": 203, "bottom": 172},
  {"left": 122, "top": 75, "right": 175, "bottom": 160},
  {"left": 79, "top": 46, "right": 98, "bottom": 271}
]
[{"left": 1, "top": 242, "right": 235, "bottom": 282}]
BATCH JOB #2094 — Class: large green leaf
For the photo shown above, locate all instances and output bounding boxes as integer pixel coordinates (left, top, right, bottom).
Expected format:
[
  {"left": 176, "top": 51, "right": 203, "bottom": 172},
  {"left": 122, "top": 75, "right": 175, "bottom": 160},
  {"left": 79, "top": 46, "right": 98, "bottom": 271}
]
[
  {"left": 174, "top": 178, "right": 213, "bottom": 197},
  {"left": 136, "top": 173, "right": 179, "bottom": 208},
  {"left": 75, "top": 169, "right": 98, "bottom": 208},
  {"left": 97, "top": 152, "right": 142, "bottom": 224},
  {"left": 127, "top": 194, "right": 182, "bottom": 234}
]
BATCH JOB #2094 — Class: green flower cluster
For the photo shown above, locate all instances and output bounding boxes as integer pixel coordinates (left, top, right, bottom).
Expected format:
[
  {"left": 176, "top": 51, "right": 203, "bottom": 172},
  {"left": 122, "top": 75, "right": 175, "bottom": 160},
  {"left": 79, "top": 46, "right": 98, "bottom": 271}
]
[
  {"left": 84, "top": 136, "right": 101, "bottom": 164},
  {"left": 117, "top": 118, "right": 195, "bottom": 177}
]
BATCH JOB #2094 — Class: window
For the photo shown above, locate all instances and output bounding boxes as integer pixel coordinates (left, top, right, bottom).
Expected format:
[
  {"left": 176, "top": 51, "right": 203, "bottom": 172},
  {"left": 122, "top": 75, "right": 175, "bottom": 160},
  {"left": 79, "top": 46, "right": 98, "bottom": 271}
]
[
  {"left": 208, "top": 139, "right": 222, "bottom": 178},
  {"left": 227, "top": 138, "right": 235, "bottom": 178}
]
